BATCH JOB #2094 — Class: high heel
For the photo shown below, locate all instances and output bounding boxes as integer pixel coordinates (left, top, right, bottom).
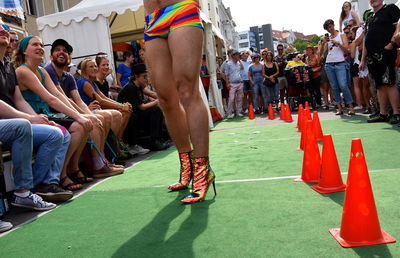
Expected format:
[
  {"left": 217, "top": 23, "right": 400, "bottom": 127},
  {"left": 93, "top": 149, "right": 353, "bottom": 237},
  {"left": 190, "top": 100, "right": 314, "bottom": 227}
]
[
  {"left": 168, "top": 151, "right": 193, "bottom": 191},
  {"left": 181, "top": 157, "right": 216, "bottom": 204}
]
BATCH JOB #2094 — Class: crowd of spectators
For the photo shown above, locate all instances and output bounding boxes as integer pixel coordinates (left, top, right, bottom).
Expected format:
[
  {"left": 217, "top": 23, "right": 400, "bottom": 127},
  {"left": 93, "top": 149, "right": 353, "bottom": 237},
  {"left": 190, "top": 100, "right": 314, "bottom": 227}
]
[
  {"left": 214, "top": 1, "right": 400, "bottom": 125},
  {"left": 0, "top": 16, "right": 171, "bottom": 232}
]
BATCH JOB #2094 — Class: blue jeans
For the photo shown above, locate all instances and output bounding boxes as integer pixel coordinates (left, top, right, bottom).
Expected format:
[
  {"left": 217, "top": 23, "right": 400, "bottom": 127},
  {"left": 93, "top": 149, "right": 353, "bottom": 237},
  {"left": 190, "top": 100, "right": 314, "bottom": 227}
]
[
  {"left": 31, "top": 124, "right": 70, "bottom": 186},
  {"left": 266, "top": 83, "right": 279, "bottom": 105},
  {"left": 253, "top": 81, "right": 268, "bottom": 111},
  {"left": 325, "top": 62, "right": 353, "bottom": 104},
  {"left": 0, "top": 119, "right": 33, "bottom": 190}
]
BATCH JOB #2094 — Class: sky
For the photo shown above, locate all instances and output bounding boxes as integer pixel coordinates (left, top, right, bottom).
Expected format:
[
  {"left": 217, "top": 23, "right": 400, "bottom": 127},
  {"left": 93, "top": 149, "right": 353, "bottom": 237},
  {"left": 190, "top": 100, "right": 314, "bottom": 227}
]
[{"left": 222, "top": 0, "right": 360, "bottom": 36}]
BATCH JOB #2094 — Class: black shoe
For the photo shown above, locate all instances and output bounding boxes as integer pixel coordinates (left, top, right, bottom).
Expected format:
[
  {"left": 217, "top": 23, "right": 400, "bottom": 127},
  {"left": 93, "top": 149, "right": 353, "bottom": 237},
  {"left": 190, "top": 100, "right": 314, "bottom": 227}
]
[
  {"left": 369, "top": 111, "right": 380, "bottom": 118},
  {"left": 35, "top": 183, "right": 73, "bottom": 202},
  {"left": 148, "top": 139, "right": 169, "bottom": 151},
  {"left": 324, "top": 105, "right": 329, "bottom": 110},
  {"left": 363, "top": 108, "right": 372, "bottom": 114},
  {"left": 389, "top": 114, "right": 400, "bottom": 125},
  {"left": 367, "top": 114, "right": 388, "bottom": 123}
]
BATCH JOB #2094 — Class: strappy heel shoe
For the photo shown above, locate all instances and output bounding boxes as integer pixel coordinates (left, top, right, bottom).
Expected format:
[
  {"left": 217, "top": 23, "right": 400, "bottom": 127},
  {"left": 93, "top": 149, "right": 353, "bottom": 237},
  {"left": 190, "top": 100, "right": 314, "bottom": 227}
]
[
  {"left": 168, "top": 151, "right": 193, "bottom": 191},
  {"left": 181, "top": 157, "right": 216, "bottom": 204}
]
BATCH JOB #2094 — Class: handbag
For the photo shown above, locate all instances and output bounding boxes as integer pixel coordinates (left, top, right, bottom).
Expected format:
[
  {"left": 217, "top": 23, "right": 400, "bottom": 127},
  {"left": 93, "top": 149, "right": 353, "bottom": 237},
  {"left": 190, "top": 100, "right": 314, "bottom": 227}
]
[{"left": 263, "top": 78, "right": 275, "bottom": 87}]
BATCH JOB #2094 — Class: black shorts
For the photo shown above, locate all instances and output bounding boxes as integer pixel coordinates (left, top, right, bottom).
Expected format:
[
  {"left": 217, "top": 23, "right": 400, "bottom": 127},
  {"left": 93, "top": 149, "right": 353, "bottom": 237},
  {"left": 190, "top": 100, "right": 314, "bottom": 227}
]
[
  {"left": 243, "top": 80, "right": 252, "bottom": 92},
  {"left": 48, "top": 114, "right": 74, "bottom": 130},
  {"left": 350, "top": 63, "right": 359, "bottom": 78},
  {"left": 367, "top": 49, "right": 396, "bottom": 87}
]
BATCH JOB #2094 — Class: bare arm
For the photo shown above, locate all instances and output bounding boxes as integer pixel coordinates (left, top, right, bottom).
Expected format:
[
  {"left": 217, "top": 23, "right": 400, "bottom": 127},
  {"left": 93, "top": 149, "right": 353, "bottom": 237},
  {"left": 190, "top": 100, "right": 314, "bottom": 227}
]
[
  {"left": 352, "top": 11, "right": 361, "bottom": 27},
  {"left": 16, "top": 66, "right": 92, "bottom": 131},
  {"left": 138, "top": 99, "right": 159, "bottom": 111},
  {"left": 116, "top": 72, "right": 122, "bottom": 87}
]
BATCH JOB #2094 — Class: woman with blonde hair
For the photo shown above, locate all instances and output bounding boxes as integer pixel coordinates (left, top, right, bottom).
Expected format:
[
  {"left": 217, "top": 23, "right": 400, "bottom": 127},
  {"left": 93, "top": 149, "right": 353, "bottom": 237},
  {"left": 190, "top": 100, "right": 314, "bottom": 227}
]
[
  {"left": 77, "top": 58, "right": 132, "bottom": 154},
  {"left": 14, "top": 35, "right": 93, "bottom": 191}
]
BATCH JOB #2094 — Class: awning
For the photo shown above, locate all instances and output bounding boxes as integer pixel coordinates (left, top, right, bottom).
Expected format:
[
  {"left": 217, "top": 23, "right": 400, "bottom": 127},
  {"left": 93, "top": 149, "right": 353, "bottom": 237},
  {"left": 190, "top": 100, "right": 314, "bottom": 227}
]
[
  {"left": 37, "top": 0, "right": 142, "bottom": 30},
  {"left": 0, "top": 0, "right": 24, "bottom": 20}
]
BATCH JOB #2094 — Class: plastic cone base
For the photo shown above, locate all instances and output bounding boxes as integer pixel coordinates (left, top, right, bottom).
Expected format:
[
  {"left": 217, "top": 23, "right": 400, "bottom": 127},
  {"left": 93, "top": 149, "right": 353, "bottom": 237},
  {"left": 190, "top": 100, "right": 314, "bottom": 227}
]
[
  {"left": 310, "top": 184, "right": 346, "bottom": 194},
  {"left": 294, "top": 177, "right": 318, "bottom": 183},
  {"left": 329, "top": 228, "right": 396, "bottom": 248}
]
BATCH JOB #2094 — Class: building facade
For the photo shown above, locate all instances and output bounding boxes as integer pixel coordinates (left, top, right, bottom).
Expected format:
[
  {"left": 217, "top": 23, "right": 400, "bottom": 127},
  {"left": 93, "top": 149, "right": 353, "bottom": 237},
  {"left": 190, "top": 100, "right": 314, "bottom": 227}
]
[
  {"left": 216, "top": 0, "right": 238, "bottom": 51},
  {"left": 238, "top": 31, "right": 256, "bottom": 52}
]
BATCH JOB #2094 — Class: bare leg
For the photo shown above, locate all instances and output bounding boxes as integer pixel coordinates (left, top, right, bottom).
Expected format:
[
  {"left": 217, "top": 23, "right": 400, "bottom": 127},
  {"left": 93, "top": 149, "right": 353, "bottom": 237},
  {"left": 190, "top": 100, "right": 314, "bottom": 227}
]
[
  {"left": 352, "top": 77, "right": 363, "bottom": 107},
  {"left": 145, "top": 39, "right": 191, "bottom": 153},
  {"left": 388, "top": 86, "right": 400, "bottom": 115}
]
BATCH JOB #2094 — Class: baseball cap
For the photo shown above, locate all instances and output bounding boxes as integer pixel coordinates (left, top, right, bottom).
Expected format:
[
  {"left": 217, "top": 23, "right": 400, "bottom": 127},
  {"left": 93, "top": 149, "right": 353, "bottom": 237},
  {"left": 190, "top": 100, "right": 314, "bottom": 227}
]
[{"left": 51, "top": 39, "right": 73, "bottom": 54}]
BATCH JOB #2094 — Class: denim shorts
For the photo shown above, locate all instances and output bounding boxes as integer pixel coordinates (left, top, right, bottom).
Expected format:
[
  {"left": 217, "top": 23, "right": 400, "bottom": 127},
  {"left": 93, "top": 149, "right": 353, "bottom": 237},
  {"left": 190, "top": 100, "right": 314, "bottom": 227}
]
[{"left": 243, "top": 80, "right": 252, "bottom": 92}]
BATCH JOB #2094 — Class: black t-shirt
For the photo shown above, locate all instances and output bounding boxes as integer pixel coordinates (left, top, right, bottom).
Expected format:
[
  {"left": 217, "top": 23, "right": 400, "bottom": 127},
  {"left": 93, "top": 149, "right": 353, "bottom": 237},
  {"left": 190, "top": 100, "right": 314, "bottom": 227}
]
[
  {"left": 365, "top": 4, "right": 400, "bottom": 53},
  {"left": 117, "top": 81, "right": 143, "bottom": 113},
  {"left": 94, "top": 80, "right": 109, "bottom": 97},
  {"left": 273, "top": 55, "right": 287, "bottom": 77},
  {"left": 0, "top": 58, "right": 17, "bottom": 108}
]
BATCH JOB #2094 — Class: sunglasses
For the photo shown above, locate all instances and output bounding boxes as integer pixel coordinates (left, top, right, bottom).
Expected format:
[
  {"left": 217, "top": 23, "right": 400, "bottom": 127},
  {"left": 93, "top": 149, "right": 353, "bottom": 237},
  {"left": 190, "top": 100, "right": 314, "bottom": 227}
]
[
  {"left": 0, "top": 24, "right": 11, "bottom": 32},
  {"left": 10, "top": 39, "right": 18, "bottom": 43}
]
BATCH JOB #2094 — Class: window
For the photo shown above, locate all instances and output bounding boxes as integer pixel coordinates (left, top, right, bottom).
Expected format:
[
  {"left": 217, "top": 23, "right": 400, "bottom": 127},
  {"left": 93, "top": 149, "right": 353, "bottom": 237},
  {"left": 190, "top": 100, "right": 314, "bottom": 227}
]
[
  {"left": 208, "top": 3, "right": 211, "bottom": 11},
  {"left": 239, "top": 34, "right": 248, "bottom": 40},
  {"left": 239, "top": 42, "right": 249, "bottom": 48},
  {"left": 55, "top": 0, "right": 66, "bottom": 12},
  {"left": 26, "top": 0, "right": 44, "bottom": 16}
]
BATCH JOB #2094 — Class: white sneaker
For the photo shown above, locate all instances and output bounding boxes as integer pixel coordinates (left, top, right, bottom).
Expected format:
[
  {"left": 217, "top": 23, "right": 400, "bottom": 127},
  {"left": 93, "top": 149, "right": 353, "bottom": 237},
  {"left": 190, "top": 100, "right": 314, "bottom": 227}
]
[
  {"left": 12, "top": 192, "right": 56, "bottom": 211},
  {"left": 0, "top": 220, "right": 12, "bottom": 233},
  {"left": 237, "top": 113, "right": 244, "bottom": 117},
  {"left": 129, "top": 144, "right": 150, "bottom": 155},
  {"left": 227, "top": 114, "right": 234, "bottom": 119}
]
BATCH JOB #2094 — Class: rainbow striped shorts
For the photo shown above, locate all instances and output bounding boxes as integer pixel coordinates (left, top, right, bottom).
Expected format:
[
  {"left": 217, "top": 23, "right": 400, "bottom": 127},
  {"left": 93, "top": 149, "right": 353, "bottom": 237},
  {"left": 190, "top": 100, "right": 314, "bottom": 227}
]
[{"left": 144, "top": 0, "right": 204, "bottom": 41}]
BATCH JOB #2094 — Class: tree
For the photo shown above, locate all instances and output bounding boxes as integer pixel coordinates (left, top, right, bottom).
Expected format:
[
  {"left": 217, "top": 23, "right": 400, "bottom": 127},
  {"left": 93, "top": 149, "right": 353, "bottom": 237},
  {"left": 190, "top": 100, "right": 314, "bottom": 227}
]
[{"left": 291, "top": 35, "right": 323, "bottom": 53}]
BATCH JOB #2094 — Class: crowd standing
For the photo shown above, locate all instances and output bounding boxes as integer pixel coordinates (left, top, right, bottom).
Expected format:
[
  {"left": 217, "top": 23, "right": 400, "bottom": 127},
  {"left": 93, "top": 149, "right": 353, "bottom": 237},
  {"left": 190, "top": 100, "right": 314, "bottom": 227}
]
[{"left": 1, "top": 0, "right": 400, "bottom": 232}]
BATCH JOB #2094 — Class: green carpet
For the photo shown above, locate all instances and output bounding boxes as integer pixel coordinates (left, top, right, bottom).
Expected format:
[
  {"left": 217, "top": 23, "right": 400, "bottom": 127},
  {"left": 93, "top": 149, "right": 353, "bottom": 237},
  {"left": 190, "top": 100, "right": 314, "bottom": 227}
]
[
  {"left": 1, "top": 117, "right": 399, "bottom": 258},
  {"left": 212, "top": 116, "right": 256, "bottom": 130}
]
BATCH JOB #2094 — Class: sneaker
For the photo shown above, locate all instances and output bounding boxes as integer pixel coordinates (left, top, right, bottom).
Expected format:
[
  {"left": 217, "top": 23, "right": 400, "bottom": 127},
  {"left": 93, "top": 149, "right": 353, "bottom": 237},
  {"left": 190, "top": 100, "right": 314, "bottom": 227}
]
[
  {"left": 119, "top": 141, "right": 130, "bottom": 152},
  {"left": 129, "top": 144, "right": 150, "bottom": 155},
  {"left": 237, "top": 113, "right": 244, "bottom": 117},
  {"left": 367, "top": 114, "right": 388, "bottom": 123},
  {"left": 363, "top": 108, "right": 372, "bottom": 114},
  {"left": 12, "top": 192, "right": 56, "bottom": 211},
  {"left": 389, "top": 114, "right": 400, "bottom": 125},
  {"left": 369, "top": 111, "right": 380, "bottom": 118},
  {"left": 354, "top": 106, "right": 363, "bottom": 110},
  {"left": 227, "top": 114, "right": 234, "bottom": 119},
  {"left": 35, "top": 183, "right": 73, "bottom": 202},
  {"left": 0, "top": 220, "right": 12, "bottom": 233}
]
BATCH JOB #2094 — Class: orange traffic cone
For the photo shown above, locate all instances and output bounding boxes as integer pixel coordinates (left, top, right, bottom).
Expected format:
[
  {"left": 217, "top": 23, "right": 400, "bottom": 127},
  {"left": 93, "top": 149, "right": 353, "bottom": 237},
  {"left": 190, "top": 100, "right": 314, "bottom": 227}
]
[
  {"left": 311, "top": 135, "right": 346, "bottom": 194},
  {"left": 279, "top": 103, "right": 285, "bottom": 120},
  {"left": 305, "top": 101, "right": 309, "bottom": 110},
  {"left": 296, "top": 104, "right": 304, "bottom": 131},
  {"left": 268, "top": 104, "right": 275, "bottom": 120},
  {"left": 312, "top": 111, "right": 323, "bottom": 142},
  {"left": 295, "top": 120, "right": 320, "bottom": 182},
  {"left": 248, "top": 105, "right": 255, "bottom": 119},
  {"left": 297, "top": 117, "right": 308, "bottom": 151},
  {"left": 285, "top": 104, "right": 293, "bottom": 123},
  {"left": 304, "top": 106, "right": 312, "bottom": 121},
  {"left": 329, "top": 139, "right": 396, "bottom": 247}
]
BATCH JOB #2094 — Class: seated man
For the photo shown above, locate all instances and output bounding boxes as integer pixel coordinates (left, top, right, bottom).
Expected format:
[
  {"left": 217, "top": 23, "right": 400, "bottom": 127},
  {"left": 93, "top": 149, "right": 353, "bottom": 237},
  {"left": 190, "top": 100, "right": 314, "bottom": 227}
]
[
  {"left": 0, "top": 118, "right": 57, "bottom": 212},
  {"left": 0, "top": 19, "right": 72, "bottom": 202},
  {"left": 117, "top": 64, "right": 169, "bottom": 151}
]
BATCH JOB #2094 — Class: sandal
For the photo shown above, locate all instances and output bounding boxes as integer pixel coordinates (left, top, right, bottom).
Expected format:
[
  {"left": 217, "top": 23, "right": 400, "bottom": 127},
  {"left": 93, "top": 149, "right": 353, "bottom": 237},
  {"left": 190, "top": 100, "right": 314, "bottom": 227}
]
[
  {"left": 348, "top": 111, "right": 355, "bottom": 116},
  {"left": 70, "top": 170, "right": 93, "bottom": 184},
  {"left": 335, "top": 111, "right": 343, "bottom": 115},
  {"left": 60, "top": 176, "right": 83, "bottom": 191}
]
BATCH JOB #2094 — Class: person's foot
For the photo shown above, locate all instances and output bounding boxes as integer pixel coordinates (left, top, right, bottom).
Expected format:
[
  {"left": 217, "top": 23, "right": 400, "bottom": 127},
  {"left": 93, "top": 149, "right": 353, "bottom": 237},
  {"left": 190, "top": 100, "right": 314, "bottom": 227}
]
[
  {"left": 363, "top": 108, "right": 372, "bottom": 114},
  {"left": 0, "top": 220, "right": 12, "bottom": 233},
  {"left": 335, "top": 110, "right": 343, "bottom": 115},
  {"left": 369, "top": 110, "right": 380, "bottom": 118},
  {"left": 353, "top": 106, "right": 363, "bottom": 111},
  {"left": 324, "top": 105, "right": 329, "bottom": 110},
  {"left": 129, "top": 144, "right": 150, "bottom": 155},
  {"left": 92, "top": 164, "right": 124, "bottom": 178},
  {"left": 60, "top": 176, "right": 83, "bottom": 191},
  {"left": 35, "top": 183, "right": 73, "bottom": 202},
  {"left": 227, "top": 114, "right": 234, "bottom": 119},
  {"left": 367, "top": 114, "right": 388, "bottom": 123},
  {"left": 237, "top": 113, "right": 244, "bottom": 117},
  {"left": 389, "top": 114, "right": 400, "bottom": 125},
  {"left": 11, "top": 192, "right": 56, "bottom": 211}
]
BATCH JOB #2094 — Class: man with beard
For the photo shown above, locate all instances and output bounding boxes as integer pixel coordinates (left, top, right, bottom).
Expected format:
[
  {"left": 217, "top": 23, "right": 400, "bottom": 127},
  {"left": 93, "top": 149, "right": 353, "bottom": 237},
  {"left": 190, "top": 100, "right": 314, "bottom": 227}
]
[
  {"left": 361, "top": 0, "right": 400, "bottom": 124},
  {"left": 44, "top": 39, "right": 124, "bottom": 177}
]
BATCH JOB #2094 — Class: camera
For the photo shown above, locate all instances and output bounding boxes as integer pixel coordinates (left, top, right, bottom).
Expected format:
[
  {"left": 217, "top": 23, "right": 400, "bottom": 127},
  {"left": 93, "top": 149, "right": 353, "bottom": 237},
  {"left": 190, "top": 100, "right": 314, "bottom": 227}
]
[{"left": 325, "top": 33, "right": 330, "bottom": 41}]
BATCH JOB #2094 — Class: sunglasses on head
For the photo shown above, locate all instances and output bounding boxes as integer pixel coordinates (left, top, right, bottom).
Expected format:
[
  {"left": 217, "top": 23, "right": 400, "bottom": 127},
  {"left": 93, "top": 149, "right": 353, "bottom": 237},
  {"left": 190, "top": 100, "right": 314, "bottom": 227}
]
[{"left": 0, "top": 24, "right": 11, "bottom": 32}]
